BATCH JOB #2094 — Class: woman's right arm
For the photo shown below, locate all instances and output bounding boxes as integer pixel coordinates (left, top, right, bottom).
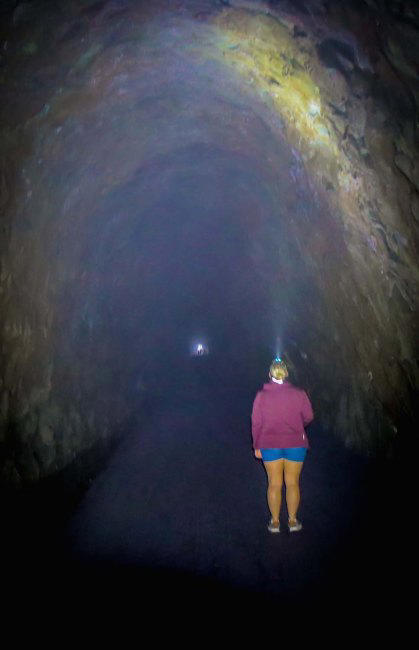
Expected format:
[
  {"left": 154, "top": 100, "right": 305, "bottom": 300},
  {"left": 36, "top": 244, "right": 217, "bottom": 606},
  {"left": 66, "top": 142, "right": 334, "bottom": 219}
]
[{"left": 301, "top": 391, "right": 314, "bottom": 426}]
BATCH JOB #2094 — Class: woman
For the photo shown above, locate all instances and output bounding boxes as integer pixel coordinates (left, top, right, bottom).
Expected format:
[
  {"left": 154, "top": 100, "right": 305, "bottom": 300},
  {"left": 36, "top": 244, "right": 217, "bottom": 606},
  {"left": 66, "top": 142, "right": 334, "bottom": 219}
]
[{"left": 252, "top": 358, "right": 313, "bottom": 533}]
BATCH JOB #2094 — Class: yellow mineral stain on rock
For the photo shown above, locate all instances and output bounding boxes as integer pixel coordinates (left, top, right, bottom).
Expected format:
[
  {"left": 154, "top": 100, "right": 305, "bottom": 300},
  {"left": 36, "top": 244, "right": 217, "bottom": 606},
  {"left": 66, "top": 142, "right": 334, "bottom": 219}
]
[
  {"left": 211, "top": 9, "right": 338, "bottom": 154},
  {"left": 206, "top": 2, "right": 409, "bottom": 299}
]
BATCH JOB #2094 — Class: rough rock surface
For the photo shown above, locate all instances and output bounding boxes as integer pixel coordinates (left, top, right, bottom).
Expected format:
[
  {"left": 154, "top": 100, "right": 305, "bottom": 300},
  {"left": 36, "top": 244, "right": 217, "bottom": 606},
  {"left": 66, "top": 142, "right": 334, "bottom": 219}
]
[{"left": 0, "top": 0, "right": 418, "bottom": 484}]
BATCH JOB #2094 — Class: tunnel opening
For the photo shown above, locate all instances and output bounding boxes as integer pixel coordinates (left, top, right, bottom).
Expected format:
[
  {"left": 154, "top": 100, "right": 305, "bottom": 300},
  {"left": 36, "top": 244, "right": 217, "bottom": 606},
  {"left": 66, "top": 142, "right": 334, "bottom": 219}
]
[
  {"left": 52, "top": 134, "right": 332, "bottom": 403},
  {"left": 3, "top": 45, "right": 347, "bottom": 486},
  {"left": 1, "top": 0, "right": 418, "bottom": 621},
  {"left": 2, "top": 0, "right": 417, "bottom": 484}
]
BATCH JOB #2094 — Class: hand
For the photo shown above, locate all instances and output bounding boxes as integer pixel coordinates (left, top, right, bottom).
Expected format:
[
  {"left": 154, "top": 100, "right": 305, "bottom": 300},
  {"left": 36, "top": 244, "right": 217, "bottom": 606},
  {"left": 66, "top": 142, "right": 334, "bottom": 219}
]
[{"left": 254, "top": 449, "right": 262, "bottom": 459}]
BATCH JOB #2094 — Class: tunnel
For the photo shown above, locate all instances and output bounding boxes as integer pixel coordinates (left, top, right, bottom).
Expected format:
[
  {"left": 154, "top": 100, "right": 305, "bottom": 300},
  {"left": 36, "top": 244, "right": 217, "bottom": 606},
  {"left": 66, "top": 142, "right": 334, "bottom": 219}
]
[{"left": 0, "top": 0, "right": 418, "bottom": 628}]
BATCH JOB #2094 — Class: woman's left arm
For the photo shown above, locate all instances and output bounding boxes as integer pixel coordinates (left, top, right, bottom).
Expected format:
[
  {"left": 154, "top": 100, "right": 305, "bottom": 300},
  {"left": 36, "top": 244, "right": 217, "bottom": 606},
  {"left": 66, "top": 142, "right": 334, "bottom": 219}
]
[{"left": 252, "top": 393, "right": 263, "bottom": 453}]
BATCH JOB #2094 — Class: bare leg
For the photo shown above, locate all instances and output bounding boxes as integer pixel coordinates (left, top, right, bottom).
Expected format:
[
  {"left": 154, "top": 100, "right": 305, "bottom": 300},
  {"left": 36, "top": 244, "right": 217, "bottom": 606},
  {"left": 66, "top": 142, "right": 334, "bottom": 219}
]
[
  {"left": 263, "top": 459, "right": 284, "bottom": 523},
  {"left": 284, "top": 459, "right": 304, "bottom": 523}
]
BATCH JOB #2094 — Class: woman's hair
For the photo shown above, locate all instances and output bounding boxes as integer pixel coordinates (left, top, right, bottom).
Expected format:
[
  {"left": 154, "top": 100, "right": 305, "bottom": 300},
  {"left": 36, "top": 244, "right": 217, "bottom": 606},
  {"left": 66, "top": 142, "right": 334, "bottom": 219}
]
[{"left": 269, "top": 358, "right": 289, "bottom": 381}]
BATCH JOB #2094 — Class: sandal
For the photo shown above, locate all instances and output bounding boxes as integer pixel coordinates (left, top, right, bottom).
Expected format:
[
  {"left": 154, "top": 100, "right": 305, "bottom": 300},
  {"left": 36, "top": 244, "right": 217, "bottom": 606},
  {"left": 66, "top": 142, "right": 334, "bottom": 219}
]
[
  {"left": 288, "top": 519, "right": 302, "bottom": 532},
  {"left": 267, "top": 519, "right": 280, "bottom": 533}
]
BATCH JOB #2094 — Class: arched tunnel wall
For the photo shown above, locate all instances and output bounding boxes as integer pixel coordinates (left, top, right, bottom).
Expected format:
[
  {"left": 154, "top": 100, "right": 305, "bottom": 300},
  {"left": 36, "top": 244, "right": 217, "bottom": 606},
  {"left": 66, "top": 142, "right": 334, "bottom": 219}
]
[{"left": 0, "top": 0, "right": 418, "bottom": 485}]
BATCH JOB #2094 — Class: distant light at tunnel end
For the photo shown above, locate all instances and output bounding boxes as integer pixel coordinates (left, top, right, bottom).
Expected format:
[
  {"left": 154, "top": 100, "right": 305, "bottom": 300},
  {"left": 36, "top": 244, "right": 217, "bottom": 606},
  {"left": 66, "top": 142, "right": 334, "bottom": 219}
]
[{"left": 191, "top": 340, "right": 209, "bottom": 356}]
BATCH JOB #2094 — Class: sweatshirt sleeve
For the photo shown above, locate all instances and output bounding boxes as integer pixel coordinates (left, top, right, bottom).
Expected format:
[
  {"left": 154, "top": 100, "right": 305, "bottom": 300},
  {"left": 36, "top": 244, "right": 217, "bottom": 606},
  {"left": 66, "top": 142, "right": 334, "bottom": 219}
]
[
  {"left": 251, "top": 392, "right": 263, "bottom": 449},
  {"left": 301, "top": 391, "right": 314, "bottom": 427}
]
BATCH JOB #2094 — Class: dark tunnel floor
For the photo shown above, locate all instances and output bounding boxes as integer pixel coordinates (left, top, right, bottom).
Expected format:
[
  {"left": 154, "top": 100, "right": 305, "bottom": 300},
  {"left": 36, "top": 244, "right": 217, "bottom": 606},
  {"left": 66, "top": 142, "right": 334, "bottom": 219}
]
[{"left": 2, "top": 367, "right": 407, "bottom": 626}]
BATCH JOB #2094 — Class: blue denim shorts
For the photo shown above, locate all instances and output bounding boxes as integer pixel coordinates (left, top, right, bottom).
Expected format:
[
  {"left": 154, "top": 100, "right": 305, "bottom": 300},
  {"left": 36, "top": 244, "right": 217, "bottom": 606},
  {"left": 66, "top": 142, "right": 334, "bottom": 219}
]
[{"left": 261, "top": 448, "right": 307, "bottom": 462}]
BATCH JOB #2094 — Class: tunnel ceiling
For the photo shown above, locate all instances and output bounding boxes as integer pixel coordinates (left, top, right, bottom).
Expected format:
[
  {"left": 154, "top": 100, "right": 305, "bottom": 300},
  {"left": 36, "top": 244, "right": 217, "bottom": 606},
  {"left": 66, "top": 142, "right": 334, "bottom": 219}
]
[{"left": 0, "top": 0, "right": 418, "bottom": 483}]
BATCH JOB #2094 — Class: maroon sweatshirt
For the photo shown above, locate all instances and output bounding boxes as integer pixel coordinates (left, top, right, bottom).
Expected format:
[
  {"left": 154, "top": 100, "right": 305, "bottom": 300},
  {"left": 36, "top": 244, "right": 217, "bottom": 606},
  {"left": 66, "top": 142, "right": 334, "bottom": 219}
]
[{"left": 251, "top": 381, "right": 314, "bottom": 450}]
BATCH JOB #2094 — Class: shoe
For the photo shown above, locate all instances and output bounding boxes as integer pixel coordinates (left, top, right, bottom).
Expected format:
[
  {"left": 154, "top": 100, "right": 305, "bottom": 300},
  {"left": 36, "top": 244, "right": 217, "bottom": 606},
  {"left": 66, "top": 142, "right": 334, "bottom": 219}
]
[
  {"left": 267, "top": 519, "right": 280, "bottom": 533},
  {"left": 288, "top": 519, "right": 302, "bottom": 532}
]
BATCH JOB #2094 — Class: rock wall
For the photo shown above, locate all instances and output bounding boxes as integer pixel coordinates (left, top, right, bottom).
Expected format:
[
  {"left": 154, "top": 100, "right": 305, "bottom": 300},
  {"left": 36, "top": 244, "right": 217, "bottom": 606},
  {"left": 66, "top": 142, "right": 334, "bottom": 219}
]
[
  {"left": 1, "top": 0, "right": 418, "bottom": 484},
  {"left": 211, "top": 0, "right": 419, "bottom": 444}
]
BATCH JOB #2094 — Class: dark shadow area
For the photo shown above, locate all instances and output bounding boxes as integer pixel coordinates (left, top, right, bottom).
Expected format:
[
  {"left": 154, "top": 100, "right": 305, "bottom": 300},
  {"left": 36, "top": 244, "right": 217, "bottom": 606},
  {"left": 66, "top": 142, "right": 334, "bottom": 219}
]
[{"left": 1, "top": 359, "right": 406, "bottom": 627}]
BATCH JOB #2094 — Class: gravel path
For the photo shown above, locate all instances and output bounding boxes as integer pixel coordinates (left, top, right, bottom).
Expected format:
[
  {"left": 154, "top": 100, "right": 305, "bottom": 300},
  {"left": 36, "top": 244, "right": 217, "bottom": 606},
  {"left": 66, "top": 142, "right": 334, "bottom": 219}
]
[
  {"left": 64, "top": 382, "right": 397, "bottom": 617},
  {"left": 3, "top": 379, "right": 403, "bottom": 624}
]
